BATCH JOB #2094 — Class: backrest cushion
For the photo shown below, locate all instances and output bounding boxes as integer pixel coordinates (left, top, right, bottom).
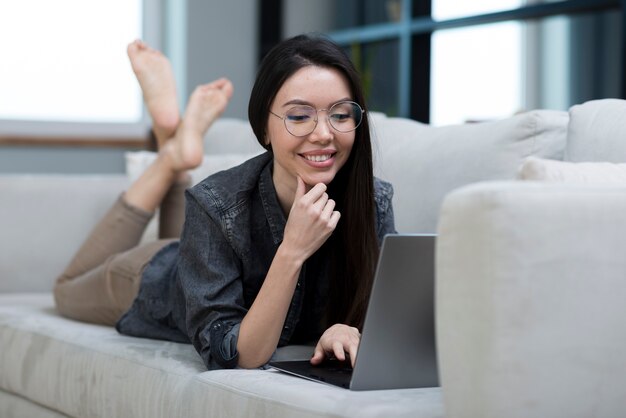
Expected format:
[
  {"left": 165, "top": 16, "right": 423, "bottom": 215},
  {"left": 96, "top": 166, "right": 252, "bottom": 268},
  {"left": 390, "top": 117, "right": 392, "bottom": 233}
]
[
  {"left": 370, "top": 110, "right": 569, "bottom": 233},
  {"left": 0, "top": 175, "right": 128, "bottom": 292},
  {"left": 565, "top": 99, "right": 626, "bottom": 162}
]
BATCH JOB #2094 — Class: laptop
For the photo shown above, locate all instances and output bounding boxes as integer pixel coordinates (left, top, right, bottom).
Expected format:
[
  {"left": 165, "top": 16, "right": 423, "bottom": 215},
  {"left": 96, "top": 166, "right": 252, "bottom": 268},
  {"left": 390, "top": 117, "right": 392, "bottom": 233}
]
[{"left": 269, "top": 234, "right": 439, "bottom": 391}]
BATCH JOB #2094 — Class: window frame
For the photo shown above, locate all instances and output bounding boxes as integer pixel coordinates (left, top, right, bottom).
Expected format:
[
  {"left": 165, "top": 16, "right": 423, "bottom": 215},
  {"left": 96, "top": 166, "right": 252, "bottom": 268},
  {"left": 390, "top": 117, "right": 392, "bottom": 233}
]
[{"left": 318, "top": 0, "right": 623, "bottom": 123}]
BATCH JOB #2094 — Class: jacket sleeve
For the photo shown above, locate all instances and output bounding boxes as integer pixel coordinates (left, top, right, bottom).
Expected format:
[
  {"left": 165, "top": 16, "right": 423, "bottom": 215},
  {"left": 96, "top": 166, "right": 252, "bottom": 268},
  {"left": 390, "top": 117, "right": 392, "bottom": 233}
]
[{"left": 177, "top": 189, "right": 246, "bottom": 370}]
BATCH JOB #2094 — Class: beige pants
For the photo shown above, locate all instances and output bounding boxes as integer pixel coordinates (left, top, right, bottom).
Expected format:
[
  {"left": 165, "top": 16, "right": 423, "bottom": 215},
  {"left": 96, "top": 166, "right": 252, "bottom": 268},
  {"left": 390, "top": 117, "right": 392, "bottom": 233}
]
[{"left": 53, "top": 179, "right": 189, "bottom": 326}]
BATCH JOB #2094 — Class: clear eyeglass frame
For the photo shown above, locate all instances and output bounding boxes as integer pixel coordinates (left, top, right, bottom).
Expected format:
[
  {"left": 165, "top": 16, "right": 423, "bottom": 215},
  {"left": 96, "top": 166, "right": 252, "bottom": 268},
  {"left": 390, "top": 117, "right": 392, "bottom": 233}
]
[{"left": 269, "top": 100, "right": 365, "bottom": 137}]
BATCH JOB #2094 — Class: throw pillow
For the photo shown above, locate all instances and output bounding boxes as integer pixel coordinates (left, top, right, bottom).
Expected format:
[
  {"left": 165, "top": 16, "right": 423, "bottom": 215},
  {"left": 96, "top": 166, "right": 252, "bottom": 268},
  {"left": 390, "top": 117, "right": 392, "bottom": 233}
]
[
  {"left": 518, "top": 156, "right": 626, "bottom": 184},
  {"left": 125, "top": 150, "right": 262, "bottom": 185}
]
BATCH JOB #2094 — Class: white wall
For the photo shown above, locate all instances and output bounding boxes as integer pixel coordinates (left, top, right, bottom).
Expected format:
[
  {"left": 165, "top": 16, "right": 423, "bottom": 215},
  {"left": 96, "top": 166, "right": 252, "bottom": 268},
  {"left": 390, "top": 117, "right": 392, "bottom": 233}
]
[
  {"left": 283, "top": 0, "right": 334, "bottom": 38},
  {"left": 185, "top": 0, "right": 258, "bottom": 119}
]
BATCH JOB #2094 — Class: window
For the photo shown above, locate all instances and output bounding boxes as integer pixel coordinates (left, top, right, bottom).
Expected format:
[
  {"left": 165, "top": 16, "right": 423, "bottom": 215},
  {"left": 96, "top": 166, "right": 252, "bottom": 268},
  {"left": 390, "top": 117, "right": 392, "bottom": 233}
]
[
  {"left": 280, "top": 0, "right": 623, "bottom": 125},
  {"left": 433, "top": 0, "right": 523, "bottom": 20},
  {"left": 0, "top": 0, "right": 159, "bottom": 139},
  {"left": 431, "top": 21, "right": 523, "bottom": 125}
]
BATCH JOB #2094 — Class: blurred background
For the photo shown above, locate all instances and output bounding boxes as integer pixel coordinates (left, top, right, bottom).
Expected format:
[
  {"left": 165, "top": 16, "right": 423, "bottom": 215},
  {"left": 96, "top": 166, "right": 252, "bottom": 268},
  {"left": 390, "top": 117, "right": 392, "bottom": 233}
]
[{"left": 0, "top": 0, "right": 622, "bottom": 173}]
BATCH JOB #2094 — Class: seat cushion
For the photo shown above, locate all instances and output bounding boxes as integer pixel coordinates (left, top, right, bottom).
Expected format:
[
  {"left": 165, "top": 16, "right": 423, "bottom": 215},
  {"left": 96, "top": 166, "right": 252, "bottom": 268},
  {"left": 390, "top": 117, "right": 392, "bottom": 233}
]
[
  {"left": 0, "top": 294, "right": 443, "bottom": 418},
  {"left": 0, "top": 389, "right": 68, "bottom": 418}
]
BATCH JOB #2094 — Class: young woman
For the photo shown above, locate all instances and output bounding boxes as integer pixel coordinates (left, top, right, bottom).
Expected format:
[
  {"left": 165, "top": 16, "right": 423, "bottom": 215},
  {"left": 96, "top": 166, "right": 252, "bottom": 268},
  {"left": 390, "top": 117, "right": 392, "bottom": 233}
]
[{"left": 54, "top": 34, "right": 396, "bottom": 370}]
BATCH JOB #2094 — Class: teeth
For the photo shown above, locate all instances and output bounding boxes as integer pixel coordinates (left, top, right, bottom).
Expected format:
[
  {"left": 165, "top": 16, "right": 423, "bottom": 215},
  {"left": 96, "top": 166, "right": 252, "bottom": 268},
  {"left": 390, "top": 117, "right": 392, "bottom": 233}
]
[{"left": 304, "top": 154, "right": 332, "bottom": 162}]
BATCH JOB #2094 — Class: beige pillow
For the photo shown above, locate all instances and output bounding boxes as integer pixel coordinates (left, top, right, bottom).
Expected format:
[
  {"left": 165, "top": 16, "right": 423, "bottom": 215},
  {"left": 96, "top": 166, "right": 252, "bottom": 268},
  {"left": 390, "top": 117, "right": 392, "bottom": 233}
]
[
  {"left": 518, "top": 156, "right": 626, "bottom": 184},
  {"left": 125, "top": 150, "right": 262, "bottom": 186}
]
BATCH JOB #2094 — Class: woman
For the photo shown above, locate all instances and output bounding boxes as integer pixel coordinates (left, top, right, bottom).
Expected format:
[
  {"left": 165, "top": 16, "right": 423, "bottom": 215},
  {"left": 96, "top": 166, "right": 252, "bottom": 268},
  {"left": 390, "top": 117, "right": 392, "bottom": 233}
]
[{"left": 54, "top": 34, "right": 396, "bottom": 370}]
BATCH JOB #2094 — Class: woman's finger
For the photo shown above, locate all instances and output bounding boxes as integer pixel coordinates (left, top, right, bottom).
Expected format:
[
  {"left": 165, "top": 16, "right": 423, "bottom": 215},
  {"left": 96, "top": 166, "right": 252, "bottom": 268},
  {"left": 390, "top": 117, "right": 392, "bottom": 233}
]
[
  {"left": 332, "top": 341, "right": 346, "bottom": 361},
  {"left": 310, "top": 342, "right": 325, "bottom": 365},
  {"left": 320, "top": 198, "right": 336, "bottom": 219},
  {"left": 347, "top": 337, "right": 360, "bottom": 368}
]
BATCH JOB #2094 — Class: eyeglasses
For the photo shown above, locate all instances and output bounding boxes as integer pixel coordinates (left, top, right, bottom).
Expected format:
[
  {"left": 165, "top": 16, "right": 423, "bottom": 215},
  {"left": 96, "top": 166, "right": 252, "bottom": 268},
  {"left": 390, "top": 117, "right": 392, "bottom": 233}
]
[{"left": 269, "top": 100, "right": 365, "bottom": 137}]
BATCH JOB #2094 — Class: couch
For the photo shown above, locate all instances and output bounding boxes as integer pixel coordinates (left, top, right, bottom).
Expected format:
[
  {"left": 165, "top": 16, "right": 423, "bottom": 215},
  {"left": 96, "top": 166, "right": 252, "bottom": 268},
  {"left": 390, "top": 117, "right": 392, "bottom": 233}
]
[{"left": 1, "top": 100, "right": 625, "bottom": 417}]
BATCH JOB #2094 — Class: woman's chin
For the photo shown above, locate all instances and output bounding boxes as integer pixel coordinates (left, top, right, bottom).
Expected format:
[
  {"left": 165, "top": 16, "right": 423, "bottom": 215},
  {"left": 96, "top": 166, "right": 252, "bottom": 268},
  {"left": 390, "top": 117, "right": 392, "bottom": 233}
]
[{"left": 300, "top": 172, "right": 336, "bottom": 188}]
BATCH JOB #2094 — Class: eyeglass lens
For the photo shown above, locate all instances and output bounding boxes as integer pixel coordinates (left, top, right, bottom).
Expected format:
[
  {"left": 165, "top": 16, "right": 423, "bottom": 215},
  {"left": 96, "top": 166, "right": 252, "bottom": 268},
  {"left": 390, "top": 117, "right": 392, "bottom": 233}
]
[{"left": 284, "top": 101, "right": 362, "bottom": 136}]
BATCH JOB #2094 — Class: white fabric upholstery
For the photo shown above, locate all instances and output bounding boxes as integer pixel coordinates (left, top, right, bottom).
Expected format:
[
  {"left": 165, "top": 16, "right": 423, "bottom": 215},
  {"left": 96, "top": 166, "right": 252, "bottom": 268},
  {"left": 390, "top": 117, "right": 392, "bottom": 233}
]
[
  {"left": 0, "top": 294, "right": 444, "bottom": 418},
  {"left": 202, "top": 117, "right": 266, "bottom": 155},
  {"left": 370, "top": 110, "right": 568, "bottom": 232},
  {"left": 436, "top": 181, "right": 626, "bottom": 418},
  {"left": 0, "top": 175, "right": 129, "bottom": 293},
  {"left": 0, "top": 390, "right": 68, "bottom": 418},
  {"left": 517, "top": 156, "right": 626, "bottom": 184},
  {"left": 126, "top": 151, "right": 262, "bottom": 186},
  {"left": 565, "top": 99, "right": 626, "bottom": 162}
]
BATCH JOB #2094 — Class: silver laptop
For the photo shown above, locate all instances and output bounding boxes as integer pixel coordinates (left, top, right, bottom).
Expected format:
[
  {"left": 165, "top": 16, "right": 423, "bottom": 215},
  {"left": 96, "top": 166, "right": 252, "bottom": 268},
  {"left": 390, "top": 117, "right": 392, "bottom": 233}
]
[{"left": 269, "top": 234, "right": 439, "bottom": 391}]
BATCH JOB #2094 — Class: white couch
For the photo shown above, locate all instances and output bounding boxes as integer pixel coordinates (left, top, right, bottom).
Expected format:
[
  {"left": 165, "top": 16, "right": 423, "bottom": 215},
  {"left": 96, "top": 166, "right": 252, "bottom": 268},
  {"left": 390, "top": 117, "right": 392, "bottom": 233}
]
[{"left": 1, "top": 100, "right": 625, "bottom": 417}]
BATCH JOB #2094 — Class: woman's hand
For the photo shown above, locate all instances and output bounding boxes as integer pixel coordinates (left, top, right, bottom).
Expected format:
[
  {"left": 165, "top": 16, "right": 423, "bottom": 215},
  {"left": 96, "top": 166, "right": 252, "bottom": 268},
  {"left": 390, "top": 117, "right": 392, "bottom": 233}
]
[
  {"left": 282, "top": 176, "right": 340, "bottom": 263},
  {"left": 311, "top": 324, "right": 361, "bottom": 368}
]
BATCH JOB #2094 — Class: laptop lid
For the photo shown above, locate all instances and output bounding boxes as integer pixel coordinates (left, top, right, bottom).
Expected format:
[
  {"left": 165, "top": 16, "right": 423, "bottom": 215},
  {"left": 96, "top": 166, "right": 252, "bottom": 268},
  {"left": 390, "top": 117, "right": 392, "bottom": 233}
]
[
  {"left": 270, "top": 234, "right": 439, "bottom": 390},
  {"left": 350, "top": 233, "right": 438, "bottom": 390}
]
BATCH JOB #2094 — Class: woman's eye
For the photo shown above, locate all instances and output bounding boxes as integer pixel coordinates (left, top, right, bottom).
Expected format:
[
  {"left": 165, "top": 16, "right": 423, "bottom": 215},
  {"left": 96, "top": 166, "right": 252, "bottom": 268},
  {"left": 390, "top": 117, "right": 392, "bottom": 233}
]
[
  {"left": 331, "top": 113, "right": 351, "bottom": 122},
  {"left": 287, "top": 114, "right": 311, "bottom": 123}
]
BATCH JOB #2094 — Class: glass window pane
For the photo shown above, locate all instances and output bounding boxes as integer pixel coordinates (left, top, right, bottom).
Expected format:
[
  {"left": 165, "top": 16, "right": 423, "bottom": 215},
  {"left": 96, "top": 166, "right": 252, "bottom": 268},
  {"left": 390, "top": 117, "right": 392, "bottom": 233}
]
[
  {"left": 529, "top": 9, "right": 622, "bottom": 111},
  {"left": 433, "top": 0, "right": 523, "bottom": 20},
  {"left": 0, "top": 0, "right": 142, "bottom": 124},
  {"left": 284, "top": 0, "right": 403, "bottom": 36},
  {"left": 431, "top": 22, "right": 523, "bottom": 126},
  {"left": 345, "top": 39, "right": 400, "bottom": 116},
  {"left": 334, "top": 0, "right": 403, "bottom": 29}
]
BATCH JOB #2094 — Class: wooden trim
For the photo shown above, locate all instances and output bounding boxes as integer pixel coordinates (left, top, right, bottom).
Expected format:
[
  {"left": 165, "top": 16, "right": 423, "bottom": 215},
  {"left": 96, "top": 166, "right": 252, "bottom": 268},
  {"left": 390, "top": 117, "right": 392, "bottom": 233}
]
[{"left": 0, "top": 135, "right": 151, "bottom": 149}]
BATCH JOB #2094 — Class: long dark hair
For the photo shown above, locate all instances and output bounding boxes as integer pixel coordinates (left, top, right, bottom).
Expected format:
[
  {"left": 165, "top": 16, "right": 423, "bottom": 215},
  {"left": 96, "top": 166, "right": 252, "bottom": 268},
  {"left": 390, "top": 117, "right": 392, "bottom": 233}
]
[{"left": 248, "top": 34, "right": 379, "bottom": 329}]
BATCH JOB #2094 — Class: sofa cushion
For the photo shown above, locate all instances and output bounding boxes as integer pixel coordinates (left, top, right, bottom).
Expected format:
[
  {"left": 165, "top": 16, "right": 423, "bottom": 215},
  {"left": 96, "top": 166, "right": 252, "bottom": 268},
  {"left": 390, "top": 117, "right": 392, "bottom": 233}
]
[
  {"left": 0, "top": 175, "right": 129, "bottom": 293},
  {"left": 0, "top": 390, "right": 67, "bottom": 418},
  {"left": 518, "top": 156, "right": 626, "bottom": 184},
  {"left": 565, "top": 99, "right": 626, "bottom": 163},
  {"left": 202, "top": 117, "right": 266, "bottom": 155},
  {"left": 436, "top": 181, "right": 626, "bottom": 418},
  {"left": 0, "top": 294, "right": 444, "bottom": 418},
  {"left": 370, "top": 110, "right": 568, "bottom": 233},
  {"left": 126, "top": 151, "right": 262, "bottom": 186}
]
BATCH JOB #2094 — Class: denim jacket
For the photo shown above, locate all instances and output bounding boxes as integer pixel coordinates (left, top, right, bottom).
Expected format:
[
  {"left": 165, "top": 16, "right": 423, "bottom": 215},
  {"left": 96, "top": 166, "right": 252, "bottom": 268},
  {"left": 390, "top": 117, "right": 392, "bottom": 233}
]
[{"left": 116, "top": 152, "right": 396, "bottom": 370}]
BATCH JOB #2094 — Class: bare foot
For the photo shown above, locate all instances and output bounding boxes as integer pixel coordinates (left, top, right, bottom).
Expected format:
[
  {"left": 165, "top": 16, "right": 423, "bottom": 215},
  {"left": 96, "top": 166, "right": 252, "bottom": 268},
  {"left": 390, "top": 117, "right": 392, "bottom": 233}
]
[
  {"left": 160, "top": 78, "right": 234, "bottom": 172},
  {"left": 127, "top": 39, "right": 180, "bottom": 147}
]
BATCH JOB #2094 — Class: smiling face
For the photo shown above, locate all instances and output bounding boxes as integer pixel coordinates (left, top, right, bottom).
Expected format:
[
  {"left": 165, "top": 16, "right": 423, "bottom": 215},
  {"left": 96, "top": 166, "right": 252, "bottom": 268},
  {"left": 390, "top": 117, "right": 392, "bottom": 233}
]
[{"left": 266, "top": 65, "right": 356, "bottom": 205}]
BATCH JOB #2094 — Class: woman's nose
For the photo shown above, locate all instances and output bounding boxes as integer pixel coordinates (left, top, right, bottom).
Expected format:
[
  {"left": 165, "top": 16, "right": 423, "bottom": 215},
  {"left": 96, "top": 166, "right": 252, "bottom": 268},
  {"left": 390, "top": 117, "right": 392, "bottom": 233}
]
[{"left": 309, "top": 113, "right": 333, "bottom": 142}]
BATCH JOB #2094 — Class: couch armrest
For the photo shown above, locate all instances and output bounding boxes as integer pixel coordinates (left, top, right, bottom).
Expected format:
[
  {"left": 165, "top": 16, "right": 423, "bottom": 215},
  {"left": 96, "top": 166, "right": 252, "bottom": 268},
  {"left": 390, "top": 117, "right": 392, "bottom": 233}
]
[
  {"left": 436, "top": 181, "right": 626, "bottom": 418},
  {"left": 0, "top": 175, "right": 128, "bottom": 293}
]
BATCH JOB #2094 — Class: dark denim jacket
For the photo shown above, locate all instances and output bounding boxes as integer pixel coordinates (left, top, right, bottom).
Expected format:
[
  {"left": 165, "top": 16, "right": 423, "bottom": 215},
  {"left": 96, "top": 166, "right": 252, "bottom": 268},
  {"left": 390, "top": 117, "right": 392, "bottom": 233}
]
[{"left": 117, "top": 152, "right": 396, "bottom": 370}]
